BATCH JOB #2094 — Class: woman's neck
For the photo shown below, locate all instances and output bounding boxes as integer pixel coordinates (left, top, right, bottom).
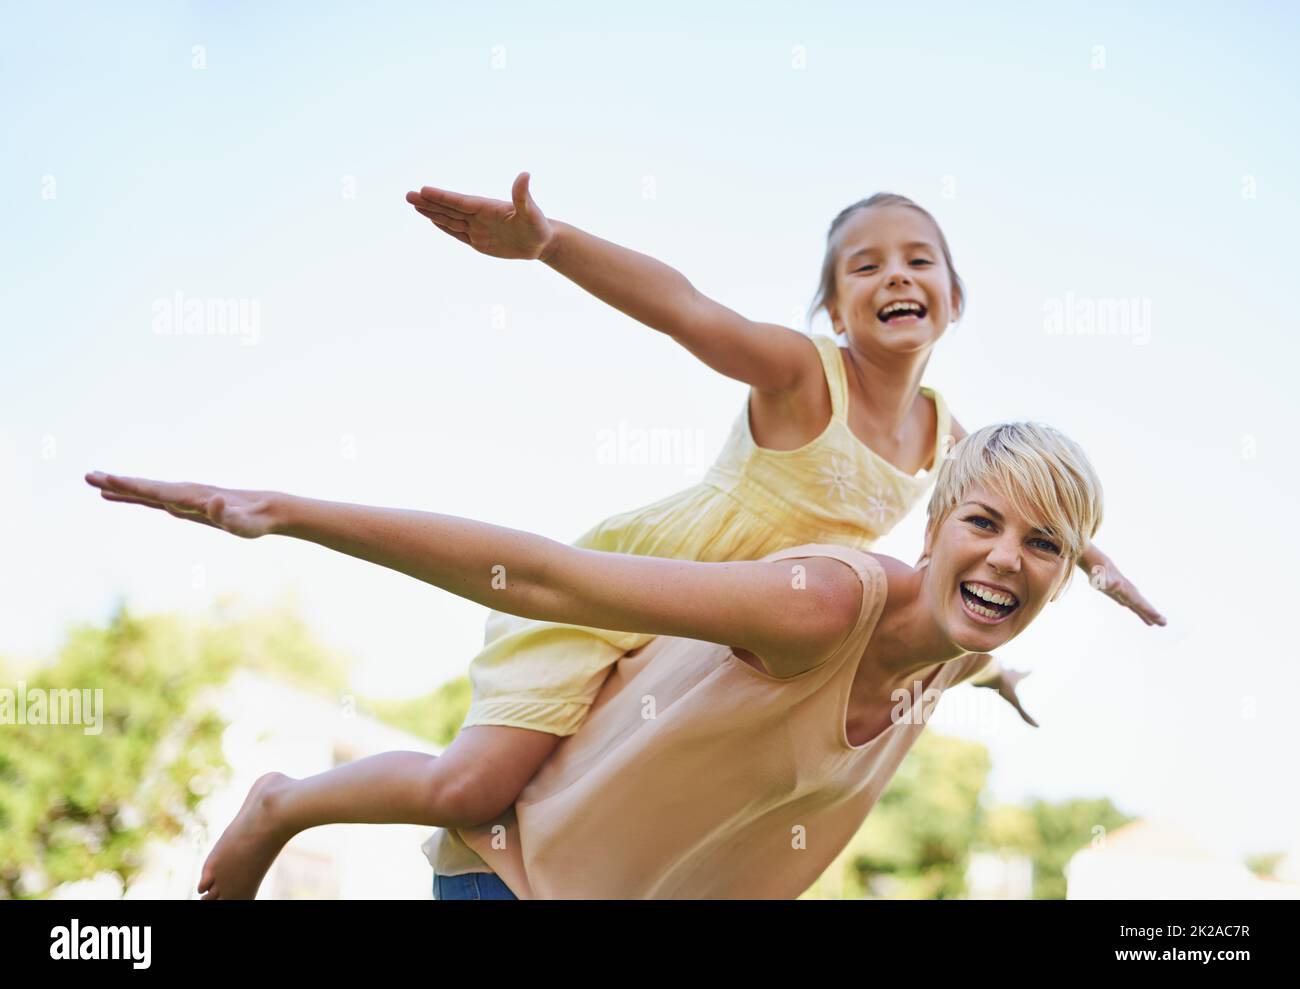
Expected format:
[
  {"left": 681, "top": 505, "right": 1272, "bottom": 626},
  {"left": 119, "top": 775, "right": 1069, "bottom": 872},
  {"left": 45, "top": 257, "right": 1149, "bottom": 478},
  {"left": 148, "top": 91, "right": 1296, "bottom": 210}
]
[{"left": 859, "top": 563, "right": 965, "bottom": 697}]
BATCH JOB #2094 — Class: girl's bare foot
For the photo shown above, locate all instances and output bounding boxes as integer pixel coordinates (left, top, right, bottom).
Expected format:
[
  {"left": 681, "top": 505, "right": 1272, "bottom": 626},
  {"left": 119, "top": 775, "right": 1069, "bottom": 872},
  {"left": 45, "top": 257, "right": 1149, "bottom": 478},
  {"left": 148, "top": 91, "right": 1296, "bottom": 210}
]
[{"left": 198, "top": 772, "right": 294, "bottom": 900}]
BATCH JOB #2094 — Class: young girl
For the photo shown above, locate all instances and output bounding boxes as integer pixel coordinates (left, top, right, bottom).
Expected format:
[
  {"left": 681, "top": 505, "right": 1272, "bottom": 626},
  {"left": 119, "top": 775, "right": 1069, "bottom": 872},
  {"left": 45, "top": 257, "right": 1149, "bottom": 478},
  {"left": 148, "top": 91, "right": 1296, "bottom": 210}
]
[
  {"left": 83, "top": 418, "right": 1106, "bottom": 898},
  {"left": 154, "top": 176, "right": 1163, "bottom": 897}
]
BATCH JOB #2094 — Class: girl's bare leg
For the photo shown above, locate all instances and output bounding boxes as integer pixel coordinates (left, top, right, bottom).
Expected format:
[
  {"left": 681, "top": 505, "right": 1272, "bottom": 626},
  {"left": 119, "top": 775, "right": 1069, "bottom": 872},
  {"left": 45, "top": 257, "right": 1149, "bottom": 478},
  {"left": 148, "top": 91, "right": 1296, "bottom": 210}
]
[{"left": 197, "top": 725, "right": 561, "bottom": 899}]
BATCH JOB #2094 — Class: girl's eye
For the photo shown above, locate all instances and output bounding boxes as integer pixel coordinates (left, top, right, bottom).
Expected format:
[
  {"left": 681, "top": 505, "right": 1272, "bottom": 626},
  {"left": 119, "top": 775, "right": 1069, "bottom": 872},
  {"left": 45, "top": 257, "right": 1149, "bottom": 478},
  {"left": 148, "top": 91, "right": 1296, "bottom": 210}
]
[{"left": 854, "top": 260, "right": 931, "bottom": 272}]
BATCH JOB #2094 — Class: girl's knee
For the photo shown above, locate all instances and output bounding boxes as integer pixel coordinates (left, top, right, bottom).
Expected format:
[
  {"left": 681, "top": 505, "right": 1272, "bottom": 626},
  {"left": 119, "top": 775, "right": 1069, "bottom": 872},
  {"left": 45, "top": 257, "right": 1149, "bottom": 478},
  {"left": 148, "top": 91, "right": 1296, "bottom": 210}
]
[
  {"left": 437, "top": 767, "right": 520, "bottom": 829},
  {"left": 431, "top": 724, "right": 563, "bottom": 828}
]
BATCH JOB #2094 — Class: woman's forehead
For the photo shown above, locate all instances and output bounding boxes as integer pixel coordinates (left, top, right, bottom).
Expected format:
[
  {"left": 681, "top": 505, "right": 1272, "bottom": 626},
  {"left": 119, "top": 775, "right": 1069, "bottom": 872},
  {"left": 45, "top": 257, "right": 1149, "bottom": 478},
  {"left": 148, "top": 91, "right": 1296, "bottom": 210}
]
[{"left": 955, "top": 483, "right": 1055, "bottom": 534}]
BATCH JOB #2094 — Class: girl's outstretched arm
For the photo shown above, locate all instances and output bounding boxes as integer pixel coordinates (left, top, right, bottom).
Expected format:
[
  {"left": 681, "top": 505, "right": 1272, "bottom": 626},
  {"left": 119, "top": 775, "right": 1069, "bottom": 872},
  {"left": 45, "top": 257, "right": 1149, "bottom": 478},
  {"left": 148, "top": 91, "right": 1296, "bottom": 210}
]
[
  {"left": 84, "top": 472, "right": 861, "bottom": 676},
  {"left": 963, "top": 654, "right": 1040, "bottom": 728},
  {"left": 408, "top": 173, "right": 821, "bottom": 393},
  {"left": 1076, "top": 543, "right": 1166, "bottom": 626}
]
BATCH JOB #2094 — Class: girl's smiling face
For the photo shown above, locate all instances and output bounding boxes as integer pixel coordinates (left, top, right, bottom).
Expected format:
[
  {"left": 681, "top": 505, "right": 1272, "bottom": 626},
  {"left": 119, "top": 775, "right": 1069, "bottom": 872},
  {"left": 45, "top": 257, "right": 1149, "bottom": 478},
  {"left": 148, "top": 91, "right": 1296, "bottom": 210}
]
[
  {"left": 828, "top": 205, "right": 961, "bottom": 354},
  {"left": 921, "top": 483, "right": 1071, "bottom": 653}
]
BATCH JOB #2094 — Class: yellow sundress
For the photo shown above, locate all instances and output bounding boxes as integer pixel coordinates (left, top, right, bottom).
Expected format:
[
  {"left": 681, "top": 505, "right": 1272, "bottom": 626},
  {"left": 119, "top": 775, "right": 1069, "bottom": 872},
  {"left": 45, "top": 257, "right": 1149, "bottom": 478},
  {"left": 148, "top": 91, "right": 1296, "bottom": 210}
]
[{"left": 461, "top": 332, "right": 954, "bottom": 736}]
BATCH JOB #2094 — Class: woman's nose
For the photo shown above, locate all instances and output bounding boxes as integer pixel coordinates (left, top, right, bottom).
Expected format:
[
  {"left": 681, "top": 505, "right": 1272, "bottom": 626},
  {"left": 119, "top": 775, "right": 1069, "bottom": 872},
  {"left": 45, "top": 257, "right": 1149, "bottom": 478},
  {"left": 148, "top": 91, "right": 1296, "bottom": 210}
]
[{"left": 986, "top": 541, "right": 1021, "bottom": 575}]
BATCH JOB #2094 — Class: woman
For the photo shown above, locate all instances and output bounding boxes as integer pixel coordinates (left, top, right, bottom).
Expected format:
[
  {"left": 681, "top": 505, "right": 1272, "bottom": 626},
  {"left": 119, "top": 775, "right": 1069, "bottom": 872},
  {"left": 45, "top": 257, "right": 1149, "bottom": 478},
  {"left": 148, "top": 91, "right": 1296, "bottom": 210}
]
[{"left": 85, "top": 420, "right": 1103, "bottom": 899}]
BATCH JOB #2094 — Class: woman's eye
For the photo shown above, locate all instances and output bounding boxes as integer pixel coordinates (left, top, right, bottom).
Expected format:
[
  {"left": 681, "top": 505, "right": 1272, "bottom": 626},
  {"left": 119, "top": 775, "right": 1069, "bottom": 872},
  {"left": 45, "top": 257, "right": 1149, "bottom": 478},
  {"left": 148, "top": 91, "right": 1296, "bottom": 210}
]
[{"left": 969, "top": 516, "right": 1059, "bottom": 553}]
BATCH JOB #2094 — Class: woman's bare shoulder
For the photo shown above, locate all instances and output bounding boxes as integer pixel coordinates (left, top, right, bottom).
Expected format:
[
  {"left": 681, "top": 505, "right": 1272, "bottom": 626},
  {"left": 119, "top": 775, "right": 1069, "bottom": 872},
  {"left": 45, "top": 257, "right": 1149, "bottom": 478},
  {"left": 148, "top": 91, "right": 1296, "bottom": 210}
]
[{"left": 867, "top": 552, "right": 915, "bottom": 582}]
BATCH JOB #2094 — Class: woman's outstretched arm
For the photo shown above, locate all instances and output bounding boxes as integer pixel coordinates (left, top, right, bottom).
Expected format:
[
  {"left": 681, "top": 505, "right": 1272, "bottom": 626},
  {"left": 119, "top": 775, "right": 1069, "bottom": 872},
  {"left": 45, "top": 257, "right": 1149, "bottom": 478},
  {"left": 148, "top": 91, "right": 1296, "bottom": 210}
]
[
  {"left": 84, "top": 472, "right": 861, "bottom": 675},
  {"left": 408, "top": 173, "right": 821, "bottom": 393}
]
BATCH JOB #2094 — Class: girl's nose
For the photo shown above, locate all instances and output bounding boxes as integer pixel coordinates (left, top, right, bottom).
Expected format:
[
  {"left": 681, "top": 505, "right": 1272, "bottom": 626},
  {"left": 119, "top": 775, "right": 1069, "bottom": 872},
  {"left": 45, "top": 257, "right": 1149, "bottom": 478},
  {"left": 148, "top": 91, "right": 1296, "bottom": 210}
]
[{"left": 886, "top": 268, "right": 912, "bottom": 287}]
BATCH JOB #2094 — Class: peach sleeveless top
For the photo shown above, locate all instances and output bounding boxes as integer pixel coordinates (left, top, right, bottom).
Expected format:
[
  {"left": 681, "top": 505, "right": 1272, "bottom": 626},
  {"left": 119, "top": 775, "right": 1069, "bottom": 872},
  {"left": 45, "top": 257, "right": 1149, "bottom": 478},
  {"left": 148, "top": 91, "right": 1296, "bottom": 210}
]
[{"left": 422, "top": 544, "right": 992, "bottom": 898}]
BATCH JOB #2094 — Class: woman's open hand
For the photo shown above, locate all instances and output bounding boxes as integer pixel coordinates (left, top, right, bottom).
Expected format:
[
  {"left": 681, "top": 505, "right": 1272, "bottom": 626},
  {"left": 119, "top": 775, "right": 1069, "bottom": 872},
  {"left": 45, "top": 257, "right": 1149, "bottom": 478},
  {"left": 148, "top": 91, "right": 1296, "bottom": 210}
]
[
  {"left": 85, "top": 471, "right": 280, "bottom": 539},
  {"left": 405, "top": 172, "right": 555, "bottom": 260}
]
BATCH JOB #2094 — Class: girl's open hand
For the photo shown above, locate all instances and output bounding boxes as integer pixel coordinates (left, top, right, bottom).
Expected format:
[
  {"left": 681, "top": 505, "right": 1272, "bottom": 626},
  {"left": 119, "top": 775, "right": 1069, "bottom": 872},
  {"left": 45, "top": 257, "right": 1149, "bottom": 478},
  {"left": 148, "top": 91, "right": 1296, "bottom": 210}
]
[
  {"left": 1089, "top": 561, "right": 1166, "bottom": 627},
  {"left": 85, "top": 471, "right": 279, "bottom": 539},
  {"left": 969, "top": 656, "right": 1038, "bottom": 727},
  {"left": 994, "top": 667, "right": 1039, "bottom": 728},
  {"left": 405, "top": 172, "right": 555, "bottom": 261}
]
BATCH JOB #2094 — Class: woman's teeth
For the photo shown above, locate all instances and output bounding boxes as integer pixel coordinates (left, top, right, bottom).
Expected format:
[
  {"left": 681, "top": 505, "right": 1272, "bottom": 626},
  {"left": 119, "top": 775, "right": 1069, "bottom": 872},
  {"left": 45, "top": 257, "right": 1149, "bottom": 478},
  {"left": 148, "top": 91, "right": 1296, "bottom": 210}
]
[{"left": 960, "top": 581, "right": 1019, "bottom": 621}]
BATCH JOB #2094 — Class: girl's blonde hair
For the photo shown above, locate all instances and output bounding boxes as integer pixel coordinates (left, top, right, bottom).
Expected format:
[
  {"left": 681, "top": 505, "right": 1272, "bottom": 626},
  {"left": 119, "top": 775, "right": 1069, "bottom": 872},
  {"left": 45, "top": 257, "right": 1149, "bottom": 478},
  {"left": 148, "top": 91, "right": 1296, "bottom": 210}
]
[
  {"left": 924, "top": 422, "right": 1104, "bottom": 598},
  {"left": 807, "top": 192, "right": 966, "bottom": 331}
]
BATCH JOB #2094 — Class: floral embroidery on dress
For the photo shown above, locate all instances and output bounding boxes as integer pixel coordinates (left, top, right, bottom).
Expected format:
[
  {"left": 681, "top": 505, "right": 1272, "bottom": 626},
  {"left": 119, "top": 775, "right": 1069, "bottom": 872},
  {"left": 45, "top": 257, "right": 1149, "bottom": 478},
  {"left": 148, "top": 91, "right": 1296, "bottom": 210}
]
[
  {"left": 864, "top": 492, "right": 896, "bottom": 524},
  {"left": 817, "top": 456, "right": 857, "bottom": 501}
]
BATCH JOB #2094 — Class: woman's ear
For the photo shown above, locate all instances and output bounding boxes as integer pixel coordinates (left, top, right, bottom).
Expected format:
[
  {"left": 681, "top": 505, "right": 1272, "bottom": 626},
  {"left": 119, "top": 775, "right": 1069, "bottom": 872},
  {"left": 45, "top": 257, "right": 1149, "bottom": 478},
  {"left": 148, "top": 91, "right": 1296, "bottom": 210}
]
[{"left": 917, "top": 526, "right": 936, "bottom": 569}]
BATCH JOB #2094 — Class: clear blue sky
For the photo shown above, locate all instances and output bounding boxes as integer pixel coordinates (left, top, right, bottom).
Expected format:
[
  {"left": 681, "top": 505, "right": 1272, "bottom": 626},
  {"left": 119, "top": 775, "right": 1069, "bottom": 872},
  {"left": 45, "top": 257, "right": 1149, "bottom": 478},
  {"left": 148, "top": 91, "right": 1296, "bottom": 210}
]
[{"left": 3, "top": 1, "right": 1298, "bottom": 859}]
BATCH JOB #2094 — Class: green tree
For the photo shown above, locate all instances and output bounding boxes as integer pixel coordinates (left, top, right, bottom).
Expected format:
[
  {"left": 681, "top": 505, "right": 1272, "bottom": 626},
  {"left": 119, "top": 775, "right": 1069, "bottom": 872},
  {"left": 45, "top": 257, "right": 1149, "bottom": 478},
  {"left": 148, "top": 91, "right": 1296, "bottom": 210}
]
[
  {"left": 0, "top": 604, "right": 228, "bottom": 898},
  {"left": 0, "top": 595, "right": 354, "bottom": 899},
  {"left": 1018, "top": 797, "right": 1134, "bottom": 899}
]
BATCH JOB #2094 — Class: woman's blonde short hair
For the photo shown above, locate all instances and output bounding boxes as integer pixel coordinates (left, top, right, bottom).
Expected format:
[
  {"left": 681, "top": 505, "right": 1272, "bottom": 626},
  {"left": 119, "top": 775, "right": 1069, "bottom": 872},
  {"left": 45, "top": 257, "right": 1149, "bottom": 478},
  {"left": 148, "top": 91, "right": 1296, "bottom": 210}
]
[{"left": 924, "top": 422, "right": 1104, "bottom": 596}]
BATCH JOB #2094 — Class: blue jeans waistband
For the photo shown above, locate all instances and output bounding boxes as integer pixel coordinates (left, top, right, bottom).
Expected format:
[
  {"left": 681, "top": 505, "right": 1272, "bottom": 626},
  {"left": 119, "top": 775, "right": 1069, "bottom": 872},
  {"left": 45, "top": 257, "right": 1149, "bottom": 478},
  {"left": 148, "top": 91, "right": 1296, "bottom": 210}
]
[{"left": 432, "top": 872, "right": 518, "bottom": 900}]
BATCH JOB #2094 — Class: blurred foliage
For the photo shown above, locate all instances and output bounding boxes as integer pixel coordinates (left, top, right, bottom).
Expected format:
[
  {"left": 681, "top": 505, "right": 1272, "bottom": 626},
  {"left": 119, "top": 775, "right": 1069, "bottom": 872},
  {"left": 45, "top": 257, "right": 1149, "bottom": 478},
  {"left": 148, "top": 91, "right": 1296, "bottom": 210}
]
[
  {"left": 0, "top": 604, "right": 227, "bottom": 898},
  {"left": 798, "top": 736, "right": 1134, "bottom": 900},
  {"left": 1019, "top": 797, "right": 1135, "bottom": 899},
  {"left": 1246, "top": 851, "right": 1286, "bottom": 879},
  {"left": 0, "top": 594, "right": 353, "bottom": 899},
  {"left": 359, "top": 676, "right": 471, "bottom": 748}
]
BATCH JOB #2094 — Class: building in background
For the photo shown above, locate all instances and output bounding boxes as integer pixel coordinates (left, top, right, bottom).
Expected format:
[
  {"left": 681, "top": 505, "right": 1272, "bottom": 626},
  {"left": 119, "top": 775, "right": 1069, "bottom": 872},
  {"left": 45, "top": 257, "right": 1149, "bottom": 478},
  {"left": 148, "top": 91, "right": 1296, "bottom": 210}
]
[
  {"left": 1065, "top": 819, "right": 1300, "bottom": 899},
  {"left": 966, "top": 851, "right": 1035, "bottom": 899}
]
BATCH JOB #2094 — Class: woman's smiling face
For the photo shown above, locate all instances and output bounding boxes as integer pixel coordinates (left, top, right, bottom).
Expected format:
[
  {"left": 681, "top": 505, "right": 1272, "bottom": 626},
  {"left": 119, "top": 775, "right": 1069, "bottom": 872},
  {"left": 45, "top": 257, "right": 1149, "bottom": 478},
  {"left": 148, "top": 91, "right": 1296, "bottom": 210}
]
[
  {"left": 829, "top": 205, "right": 960, "bottom": 353},
  {"left": 922, "top": 482, "right": 1071, "bottom": 653}
]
